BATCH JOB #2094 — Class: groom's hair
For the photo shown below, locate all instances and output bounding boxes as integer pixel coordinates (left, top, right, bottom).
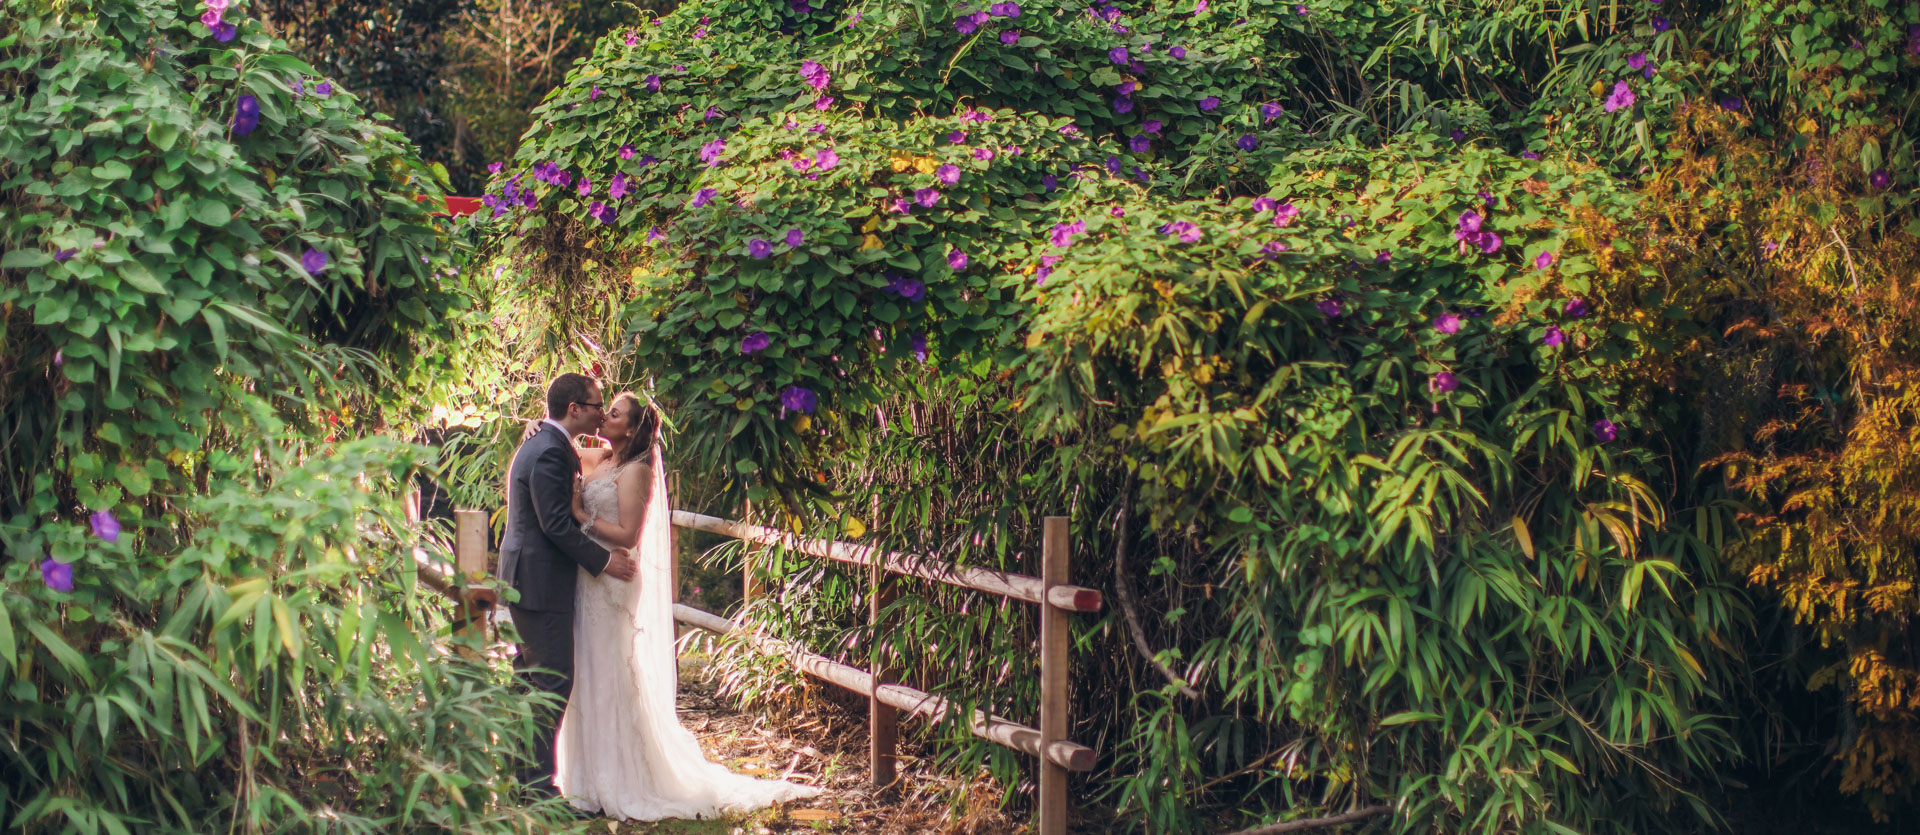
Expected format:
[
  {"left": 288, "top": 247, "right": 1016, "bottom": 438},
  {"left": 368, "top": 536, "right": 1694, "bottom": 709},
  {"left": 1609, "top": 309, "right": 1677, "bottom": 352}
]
[{"left": 546, "top": 373, "right": 597, "bottom": 419}]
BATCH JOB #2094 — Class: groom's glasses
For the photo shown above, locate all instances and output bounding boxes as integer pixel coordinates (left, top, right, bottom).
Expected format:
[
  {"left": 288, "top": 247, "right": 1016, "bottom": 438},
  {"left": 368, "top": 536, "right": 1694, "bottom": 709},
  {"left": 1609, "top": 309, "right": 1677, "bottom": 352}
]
[{"left": 574, "top": 400, "right": 604, "bottom": 411}]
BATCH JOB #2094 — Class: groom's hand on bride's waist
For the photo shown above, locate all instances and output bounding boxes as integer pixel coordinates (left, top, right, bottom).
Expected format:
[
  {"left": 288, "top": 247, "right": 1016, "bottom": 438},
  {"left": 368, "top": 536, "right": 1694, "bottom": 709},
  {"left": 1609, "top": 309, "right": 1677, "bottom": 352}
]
[{"left": 604, "top": 548, "right": 638, "bottom": 581}]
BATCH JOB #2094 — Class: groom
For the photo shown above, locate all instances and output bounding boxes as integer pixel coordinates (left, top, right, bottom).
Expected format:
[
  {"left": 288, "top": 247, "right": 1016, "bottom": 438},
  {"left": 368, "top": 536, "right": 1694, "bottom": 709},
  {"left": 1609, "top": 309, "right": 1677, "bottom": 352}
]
[{"left": 498, "top": 372, "right": 637, "bottom": 798}]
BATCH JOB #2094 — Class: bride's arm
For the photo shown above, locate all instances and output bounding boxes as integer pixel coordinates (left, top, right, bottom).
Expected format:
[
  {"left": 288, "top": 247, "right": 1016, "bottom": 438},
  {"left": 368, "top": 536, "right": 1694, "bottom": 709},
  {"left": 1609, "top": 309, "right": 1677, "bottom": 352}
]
[{"left": 583, "top": 462, "right": 652, "bottom": 548}]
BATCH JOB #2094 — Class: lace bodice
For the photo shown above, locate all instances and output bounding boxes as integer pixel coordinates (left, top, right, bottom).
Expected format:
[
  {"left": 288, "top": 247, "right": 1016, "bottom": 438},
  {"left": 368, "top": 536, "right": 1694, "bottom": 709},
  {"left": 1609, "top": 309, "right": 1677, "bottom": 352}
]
[{"left": 581, "top": 461, "right": 629, "bottom": 544}]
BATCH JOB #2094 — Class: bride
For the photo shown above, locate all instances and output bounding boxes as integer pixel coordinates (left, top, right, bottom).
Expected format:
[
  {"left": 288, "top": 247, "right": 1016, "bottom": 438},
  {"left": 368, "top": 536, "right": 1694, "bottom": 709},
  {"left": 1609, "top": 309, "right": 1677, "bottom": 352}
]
[{"left": 554, "top": 391, "right": 820, "bottom": 820}]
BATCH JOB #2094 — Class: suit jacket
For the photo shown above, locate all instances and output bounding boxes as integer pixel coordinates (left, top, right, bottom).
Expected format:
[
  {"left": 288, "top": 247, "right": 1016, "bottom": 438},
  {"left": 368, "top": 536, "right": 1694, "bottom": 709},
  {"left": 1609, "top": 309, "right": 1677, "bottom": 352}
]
[{"left": 498, "top": 423, "right": 611, "bottom": 612}]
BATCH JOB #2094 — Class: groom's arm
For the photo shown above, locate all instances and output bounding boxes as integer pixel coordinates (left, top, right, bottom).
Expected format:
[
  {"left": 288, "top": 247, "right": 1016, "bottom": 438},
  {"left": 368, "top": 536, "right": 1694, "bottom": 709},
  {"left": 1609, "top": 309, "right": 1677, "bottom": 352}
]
[{"left": 530, "top": 444, "right": 612, "bottom": 576}]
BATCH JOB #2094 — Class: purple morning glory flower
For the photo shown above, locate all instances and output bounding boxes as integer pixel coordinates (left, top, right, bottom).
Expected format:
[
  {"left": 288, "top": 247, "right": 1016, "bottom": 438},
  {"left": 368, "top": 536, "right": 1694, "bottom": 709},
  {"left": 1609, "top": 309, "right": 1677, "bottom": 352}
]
[
  {"left": 1431, "top": 372, "right": 1459, "bottom": 394},
  {"left": 1451, "top": 128, "right": 1467, "bottom": 142},
  {"left": 1236, "top": 134, "right": 1257, "bottom": 151},
  {"left": 693, "top": 25, "right": 708, "bottom": 38},
  {"left": 588, "top": 201, "right": 615, "bottom": 224},
  {"left": 955, "top": 15, "right": 980, "bottom": 34},
  {"left": 948, "top": 130, "right": 967, "bottom": 144},
  {"left": 1604, "top": 80, "right": 1636, "bottom": 113},
  {"left": 1274, "top": 203, "right": 1299, "bottom": 227},
  {"left": 1456, "top": 211, "right": 1483, "bottom": 237},
  {"left": 645, "top": 74, "right": 661, "bottom": 92},
  {"left": 41, "top": 559, "right": 73, "bottom": 592},
  {"left": 936, "top": 163, "right": 961, "bottom": 185},
  {"left": 1143, "top": 119, "right": 1163, "bottom": 135},
  {"left": 814, "top": 96, "right": 835, "bottom": 111},
  {"left": 1109, "top": 46, "right": 1128, "bottom": 64},
  {"left": 1478, "top": 190, "right": 1496, "bottom": 209},
  {"left": 1260, "top": 102, "right": 1282, "bottom": 122},
  {"left": 781, "top": 385, "right": 818, "bottom": 415},
  {"left": 915, "top": 188, "right": 941, "bottom": 207},
  {"left": 1535, "top": 251, "right": 1555, "bottom": 269},
  {"left": 1591, "top": 419, "right": 1618, "bottom": 442},
  {"left": 91, "top": 509, "right": 120, "bottom": 542},
  {"left": 640, "top": 154, "right": 658, "bottom": 167},
  {"left": 1170, "top": 45, "right": 1186, "bottom": 58},
  {"left": 314, "top": 81, "right": 333, "bottom": 96},
  {"left": 1477, "top": 232, "right": 1503, "bottom": 254},
  {"left": 691, "top": 188, "right": 717, "bottom": 208},
  {"left": 590, "top": 85, "right": 602, "bottom": 100},
  {"left": 749, "top": 238, "right": 773, "bottom": 258},
  {"left": 817, "top": 148, "right": 840, "bottom": 170},
  {"left": 212, "top": 21, "right": 236, "bottom": 42},
  {"left": 801, "top": 60, "right": 830, "bottom": 90},
  {"left": 911, "top": 333, "right": 928, "bottom": 363},
  {"left": 1129, "top": 134, "right": 1151, "bottom": 152},
  {"left": 300, "top": 248, "right": 329, "bottom": 275},
  {"left": 1199, "top": 96, "right": 1220, "bottom": 111},
  {"left": 1719, "top": 95, "right": 1743, "bottom": 112},
  {"left": 577, "top": 177, "right": 593, "bottom": 197},
  {"left": 704, "top": 106, "right": 724, "bottom": 122},
  {"left": 1161, "top": 221, "right": 1202, "bottom": 243},
  {"left": 886, "top": 273, "right": 926, "bottom": 301},
  {"left": 1316, "top": 298, "right": 1341, "bottom": 317},
  {"left": 1117, "top": 81, "right": 1137, "bottom": 96},
  {"left": 1521, "top": 151, "right": 1541, "bottom": 160},
  {"left": 785, "top": 228, "right": 804, "bottom": 247},
  {"left": 1563, "top": 297, "right": 1591, "bottom": 318},
  {"left": 1433, "top": 313, "right": 1463, "bottom": 334},
  {"left": 1114, "top": 96, "right": 1134, "bottom": 114},
  {"left": 1869, "top": 169, "right": 1890, "bottom": 189},
  {"left": 231, "top": 94, "right": 259, "bottom": 136},
  {"left": 610, "top": 173, "right": 629, "bottom": 200},
  {"left": 1251, "top": 197, "right": 1276, "bottom": 213},
  {"left": 648, "top": 225, "right": 667, "bottom": 242},
  {"left": 1042, "top": 173, "right": 1058, "bottom": 191},
  {"left": 974, "top": 147, "right": 995, "bottom": 161},
  {"left": 54, "top": 248, "right": 77, "bottom": 262},
  {"left": 1651, "top": 17, "right": 1669, "bottom": 32},
  {"left": 1543, "top": 325, "right": 1565, "bottom": 347},
  {"left": 699, "top": 139, "right": 726, "bottom": 166},
  {"left": 1001, "top": 30, "right": 1020, "bottom": 44},
  {"left": 741, "top": 331, "right": 771, "bottom": 354},
  {"left": 1628, "top": 52, "right": 1647, "bottom": 70},
  {"left": 948, "top": 248, "right": 969, "bottom": 270}
]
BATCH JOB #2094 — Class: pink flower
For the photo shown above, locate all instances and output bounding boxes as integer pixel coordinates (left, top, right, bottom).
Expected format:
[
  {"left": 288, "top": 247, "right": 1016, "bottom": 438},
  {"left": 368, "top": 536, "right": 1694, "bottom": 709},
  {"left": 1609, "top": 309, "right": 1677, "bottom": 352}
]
[
  {"left": 1534, "top": 251, "right": 1555, "bottom": 269},
  {"left": 948, "top": 248, "right": 969, "bottom": 270},
  {"left": 1433, "top": 313, "right": 1463, "bottom": 334}
]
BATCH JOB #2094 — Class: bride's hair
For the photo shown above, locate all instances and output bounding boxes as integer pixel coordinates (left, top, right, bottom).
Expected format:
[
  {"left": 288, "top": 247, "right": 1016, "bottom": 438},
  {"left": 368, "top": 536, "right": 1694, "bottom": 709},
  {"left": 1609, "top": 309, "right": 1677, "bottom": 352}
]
[{"left": 610, "top": 392, "right": 661, "bottom": 465}]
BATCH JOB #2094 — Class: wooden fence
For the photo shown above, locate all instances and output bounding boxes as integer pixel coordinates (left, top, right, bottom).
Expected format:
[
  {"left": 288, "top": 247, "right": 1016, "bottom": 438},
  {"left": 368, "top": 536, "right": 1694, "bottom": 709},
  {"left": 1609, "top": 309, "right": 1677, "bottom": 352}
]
[{"left": 425, "top": 501, "right": 1104, "bottom": 835}]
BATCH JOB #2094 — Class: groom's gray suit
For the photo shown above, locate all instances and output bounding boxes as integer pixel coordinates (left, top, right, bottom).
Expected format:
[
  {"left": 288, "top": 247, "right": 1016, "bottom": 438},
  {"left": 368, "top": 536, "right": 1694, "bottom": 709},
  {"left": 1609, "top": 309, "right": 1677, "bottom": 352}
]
[{"left": 499, "top": 421, "right": 611, "bottom": 795}]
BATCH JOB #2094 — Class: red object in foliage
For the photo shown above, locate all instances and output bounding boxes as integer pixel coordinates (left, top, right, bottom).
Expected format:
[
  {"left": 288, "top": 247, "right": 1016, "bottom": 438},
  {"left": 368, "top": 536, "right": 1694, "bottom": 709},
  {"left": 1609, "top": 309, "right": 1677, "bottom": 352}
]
[{"left": 416, "top": 195, "right": 484, "bottom": 218}]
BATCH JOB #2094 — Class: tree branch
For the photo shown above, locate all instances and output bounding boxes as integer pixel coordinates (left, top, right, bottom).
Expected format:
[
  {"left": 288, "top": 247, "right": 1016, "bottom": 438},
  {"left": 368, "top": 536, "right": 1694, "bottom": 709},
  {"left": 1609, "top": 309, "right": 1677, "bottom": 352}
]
[
  {"left": 1111, "top": 487, "right": 1200, "bottom": 700},
  {"left": 1221, "top": 805, "right": 1392, "bottom": 835}
]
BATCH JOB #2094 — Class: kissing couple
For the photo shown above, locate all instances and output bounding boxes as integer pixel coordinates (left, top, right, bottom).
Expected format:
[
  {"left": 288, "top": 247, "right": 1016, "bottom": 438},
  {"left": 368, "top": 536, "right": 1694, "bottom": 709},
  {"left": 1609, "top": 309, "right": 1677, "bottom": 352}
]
[{"left": 496, "top": 373, "right": 820, "bottom": 820}]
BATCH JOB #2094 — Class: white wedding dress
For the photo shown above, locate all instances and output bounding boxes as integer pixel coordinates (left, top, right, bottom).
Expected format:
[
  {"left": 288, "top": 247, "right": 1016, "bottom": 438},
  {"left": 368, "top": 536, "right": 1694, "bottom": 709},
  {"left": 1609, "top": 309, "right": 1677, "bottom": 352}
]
[{"left": 555, "top": 447, "right": 821, "bottom": 820}]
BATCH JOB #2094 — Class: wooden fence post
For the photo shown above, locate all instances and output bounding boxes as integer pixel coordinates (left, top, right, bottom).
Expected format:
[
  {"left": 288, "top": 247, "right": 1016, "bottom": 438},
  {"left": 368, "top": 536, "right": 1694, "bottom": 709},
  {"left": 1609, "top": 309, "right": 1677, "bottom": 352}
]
[
  {"left": 667, "top": 472, "right": 680, "bottom": 605},
  {"left": 1039, "top": 516, "right": 1070, "bottom": 835},
  {"left": 452, "top": 509, "right": 494, "bottom": 645},
  {"left": 741, "top": 499, "right": 764, "bottom": 604},
  {"left": 869, "top": 520, "right": 898, "bottom": 792}
]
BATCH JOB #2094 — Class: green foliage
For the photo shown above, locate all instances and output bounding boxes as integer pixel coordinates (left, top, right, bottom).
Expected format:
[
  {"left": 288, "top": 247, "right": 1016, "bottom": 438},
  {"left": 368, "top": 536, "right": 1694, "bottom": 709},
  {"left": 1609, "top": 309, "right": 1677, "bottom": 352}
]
[
  {"left": 0, "top": 0, "right": 573, "bottom": 829},
  {"left": 485, "top": 0, "right": 1920, "bottom": 830}
]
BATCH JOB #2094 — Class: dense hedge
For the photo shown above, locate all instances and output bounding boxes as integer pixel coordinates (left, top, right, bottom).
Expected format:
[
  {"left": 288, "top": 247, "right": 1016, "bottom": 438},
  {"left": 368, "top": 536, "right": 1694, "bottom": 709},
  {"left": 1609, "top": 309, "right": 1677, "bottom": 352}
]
[
  {"left": 473, "top": 0, "right": 1919, "bottom": 831},
  {"left": 0, "top": 1, "right": 572, "bottom": 830}
]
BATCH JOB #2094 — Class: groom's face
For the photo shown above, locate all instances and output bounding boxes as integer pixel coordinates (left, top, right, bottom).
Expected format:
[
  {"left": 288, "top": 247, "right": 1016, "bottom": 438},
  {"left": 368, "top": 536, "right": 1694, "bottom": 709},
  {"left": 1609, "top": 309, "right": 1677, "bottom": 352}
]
[{"left": 577, "top": 381, "right": 606, "bottom": 433}]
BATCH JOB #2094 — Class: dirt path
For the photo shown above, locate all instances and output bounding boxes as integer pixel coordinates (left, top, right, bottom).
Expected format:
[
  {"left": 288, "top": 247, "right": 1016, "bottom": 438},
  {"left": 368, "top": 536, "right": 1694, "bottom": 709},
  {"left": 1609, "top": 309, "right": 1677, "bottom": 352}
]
[{"left": 602, "top": 656, "right": 1024, "bottom": 835}]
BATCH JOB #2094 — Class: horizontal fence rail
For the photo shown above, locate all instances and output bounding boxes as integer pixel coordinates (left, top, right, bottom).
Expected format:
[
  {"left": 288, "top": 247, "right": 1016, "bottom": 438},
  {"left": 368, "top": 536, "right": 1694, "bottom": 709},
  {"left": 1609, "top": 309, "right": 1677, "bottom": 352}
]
[
  {"left": 669, "top": 510, "right": 1104, "bottom": 613},
  {"left": 670, "top": 604, "right": 1096, "bottom": 772}
]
